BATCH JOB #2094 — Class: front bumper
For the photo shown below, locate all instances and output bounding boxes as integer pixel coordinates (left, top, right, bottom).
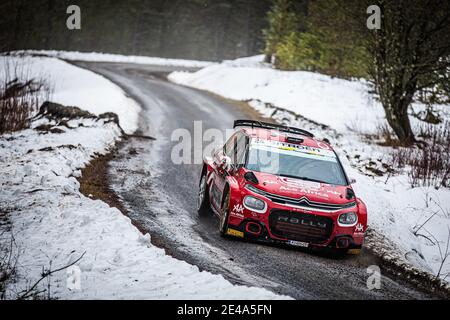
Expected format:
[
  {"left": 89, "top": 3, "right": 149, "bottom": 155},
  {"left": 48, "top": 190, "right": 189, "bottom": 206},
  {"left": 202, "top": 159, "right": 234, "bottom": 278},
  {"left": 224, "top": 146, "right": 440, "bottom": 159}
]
[{"left": 226, "top": 195, "right": 365, "bottom": 250}]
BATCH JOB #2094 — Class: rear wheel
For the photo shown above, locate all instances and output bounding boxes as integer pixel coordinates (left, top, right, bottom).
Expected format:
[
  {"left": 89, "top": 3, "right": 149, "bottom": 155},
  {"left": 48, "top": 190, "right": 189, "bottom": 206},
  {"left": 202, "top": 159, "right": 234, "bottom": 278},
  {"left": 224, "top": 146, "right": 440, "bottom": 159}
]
[
  {"left": 219, "top": 190, "right": 230, "bottom": 237},
  {"left": 197, "top": 172, "right": 211, "bottom": 216}
]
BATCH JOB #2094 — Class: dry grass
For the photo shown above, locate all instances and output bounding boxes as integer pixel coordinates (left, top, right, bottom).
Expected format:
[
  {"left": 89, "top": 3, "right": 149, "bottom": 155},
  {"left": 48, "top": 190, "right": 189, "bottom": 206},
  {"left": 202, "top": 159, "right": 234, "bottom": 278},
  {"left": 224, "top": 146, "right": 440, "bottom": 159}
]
[
  {"left": 0, "top": 59, "right": 51, "bottom": 135},
  {"left": 0, "top": 217, "right": 18, "bottom": 300},
  {"left": 390, "top": 122, "right": 450, "bottom": 188},
  {"left": 375, "top": 123, "right": 406, "bottom": 147}
]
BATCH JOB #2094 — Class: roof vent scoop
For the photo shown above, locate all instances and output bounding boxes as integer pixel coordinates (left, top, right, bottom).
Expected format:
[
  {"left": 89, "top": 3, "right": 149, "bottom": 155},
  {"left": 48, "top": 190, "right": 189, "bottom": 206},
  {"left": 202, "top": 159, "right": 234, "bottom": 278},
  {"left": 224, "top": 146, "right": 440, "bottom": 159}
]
[
  {"left": 244, "top": 172, "right": 259, "bottom": 185},
  {"left": 346, "top": 188, "right": 355, "bottom": 200}
]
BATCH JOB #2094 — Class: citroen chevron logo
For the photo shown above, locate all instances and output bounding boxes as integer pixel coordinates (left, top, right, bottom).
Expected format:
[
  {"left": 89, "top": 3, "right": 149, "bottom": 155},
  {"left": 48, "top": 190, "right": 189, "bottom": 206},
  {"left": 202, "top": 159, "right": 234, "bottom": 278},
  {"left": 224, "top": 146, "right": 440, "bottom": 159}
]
[{"left": 298, "top": 196, "right": 310, "bottom": 204}]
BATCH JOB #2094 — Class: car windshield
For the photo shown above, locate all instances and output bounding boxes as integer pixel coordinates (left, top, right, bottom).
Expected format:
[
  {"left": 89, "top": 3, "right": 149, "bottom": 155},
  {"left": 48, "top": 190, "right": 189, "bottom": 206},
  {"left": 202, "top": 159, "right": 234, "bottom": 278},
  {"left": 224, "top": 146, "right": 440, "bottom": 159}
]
[{"left": 246, "top": 139, "right": 348, "bottom": 186}]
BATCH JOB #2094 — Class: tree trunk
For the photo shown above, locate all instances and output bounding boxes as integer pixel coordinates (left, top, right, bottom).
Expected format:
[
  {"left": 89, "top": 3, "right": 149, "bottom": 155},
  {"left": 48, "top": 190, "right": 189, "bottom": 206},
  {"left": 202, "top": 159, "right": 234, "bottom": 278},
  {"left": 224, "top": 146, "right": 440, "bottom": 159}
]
[
  {"left": 264, "top": 54, "right": 272, "bottom": 63},
  {"left": 383, "top": 94, "right": 416, "bottom": 146}
]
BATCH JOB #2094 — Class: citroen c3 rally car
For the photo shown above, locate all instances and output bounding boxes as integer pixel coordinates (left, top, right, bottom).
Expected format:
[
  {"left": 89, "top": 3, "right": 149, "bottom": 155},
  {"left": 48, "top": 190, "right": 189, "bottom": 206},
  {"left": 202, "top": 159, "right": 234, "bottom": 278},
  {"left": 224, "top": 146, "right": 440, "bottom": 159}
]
[{"left": 197, "top": 120, "right": 367, "bottom": 254}]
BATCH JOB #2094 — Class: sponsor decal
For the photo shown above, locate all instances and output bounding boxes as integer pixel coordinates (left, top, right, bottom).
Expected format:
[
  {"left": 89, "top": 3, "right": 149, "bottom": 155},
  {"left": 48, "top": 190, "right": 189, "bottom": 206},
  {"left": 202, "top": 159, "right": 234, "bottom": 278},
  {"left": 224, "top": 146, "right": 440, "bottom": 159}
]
[
  {"left": 317, "top": 142, "right": 331, "bottom": 150},
  {"left": 233, "top": 204, "right": 244, "bottom": 214},
  {"left": 287, "top": 240, "right": 309, "bottom": 248},
  {"left": 284, "top": 179, "right": 321, "bottom": 190},
  {"left": 230, "top": 211, "right": 245, "bottom": 219},
  {"left": 230, "top": 203, "right": 245, "bottom": 219},
  {"left": 226, "top": 228, "right": 244, "bottom": 238},
  {"left": 355, "top": 223, "right": 364, "bottom": 232},
  {"left": 252, "top": 139, "right": 337, "bottom": 162},
  {"left": 292, "top": 207, "right": 313, "bottom": 214},
  {"left": 281, "top": 179, "right": 335, "bottom": 199},
  {"left": 279, "top": 186, "right": 298, "bottom": 193},
  {"left": 326, "top": 189, "right": 341, "bottom": 196},
  {"left": 278, "top": 215, "right": 327, "bottom": 229}
]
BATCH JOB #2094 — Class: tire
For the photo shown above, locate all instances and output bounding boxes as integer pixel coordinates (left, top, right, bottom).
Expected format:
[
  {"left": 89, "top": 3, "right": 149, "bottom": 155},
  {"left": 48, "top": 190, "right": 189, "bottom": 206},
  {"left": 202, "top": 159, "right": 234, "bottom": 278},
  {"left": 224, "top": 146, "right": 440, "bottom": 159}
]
[
  {"left": 197, "top": 171, "right": 211, "bottom": 216},
  {"left": 219, "top": 189, "right": 230, "bottom": 237}
]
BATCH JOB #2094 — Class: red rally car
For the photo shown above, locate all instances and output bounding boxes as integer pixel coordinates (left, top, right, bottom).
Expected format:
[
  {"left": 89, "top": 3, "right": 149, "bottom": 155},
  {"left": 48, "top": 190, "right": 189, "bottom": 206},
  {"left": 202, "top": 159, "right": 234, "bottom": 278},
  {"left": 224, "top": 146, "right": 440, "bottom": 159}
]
[{"left": 197, "top": 120, "right": 367, "bottom": 254}]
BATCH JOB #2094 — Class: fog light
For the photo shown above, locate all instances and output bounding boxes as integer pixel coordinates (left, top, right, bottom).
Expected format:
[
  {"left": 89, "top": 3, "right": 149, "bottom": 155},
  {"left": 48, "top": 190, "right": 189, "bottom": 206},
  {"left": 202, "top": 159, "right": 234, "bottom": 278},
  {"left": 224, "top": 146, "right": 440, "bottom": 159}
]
[{"left": 336, "top": 237, "right": 350, "bottom": 249}]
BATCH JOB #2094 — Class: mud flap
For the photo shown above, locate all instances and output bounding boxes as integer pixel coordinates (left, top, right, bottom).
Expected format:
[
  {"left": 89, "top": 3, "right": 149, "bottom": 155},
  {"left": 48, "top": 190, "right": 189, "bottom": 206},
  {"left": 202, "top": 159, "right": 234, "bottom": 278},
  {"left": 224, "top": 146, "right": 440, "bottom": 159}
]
[
  {"left": 348, "top": 248, "right": 362, "bottom": 255},
  {"left": 226, "top": 228, "right": 244, "bottom": 238}
]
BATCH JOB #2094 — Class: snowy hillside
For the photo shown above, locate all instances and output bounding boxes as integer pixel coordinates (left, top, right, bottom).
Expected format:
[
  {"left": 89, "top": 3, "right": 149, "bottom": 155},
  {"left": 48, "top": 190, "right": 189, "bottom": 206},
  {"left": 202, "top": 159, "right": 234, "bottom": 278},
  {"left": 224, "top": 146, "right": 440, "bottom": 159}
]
[{"left": 169, "top": 55, "right": 450, "bottom": 285}]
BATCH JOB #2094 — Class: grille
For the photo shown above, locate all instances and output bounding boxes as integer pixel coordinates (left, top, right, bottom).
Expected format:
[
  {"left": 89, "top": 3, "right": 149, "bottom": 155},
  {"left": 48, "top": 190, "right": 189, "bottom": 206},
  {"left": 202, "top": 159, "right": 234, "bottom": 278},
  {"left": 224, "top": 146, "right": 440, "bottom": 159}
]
[
  {"left": 267, "top": 194, "right": 355, "bottom": 212},
  {"left": 246, "top": 185, "right": 356, "bottom": 212},
  {"left": 269, "top": 210, "right": 333, "bottom": 244}
]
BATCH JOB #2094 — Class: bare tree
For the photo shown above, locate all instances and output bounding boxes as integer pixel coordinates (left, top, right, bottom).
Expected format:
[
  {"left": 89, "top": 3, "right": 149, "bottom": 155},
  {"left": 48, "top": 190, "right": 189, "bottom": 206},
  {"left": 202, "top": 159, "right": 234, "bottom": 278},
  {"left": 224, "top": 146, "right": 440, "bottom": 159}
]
[{"left": 368, "top": 0, "right": 450, "bottom": 145}]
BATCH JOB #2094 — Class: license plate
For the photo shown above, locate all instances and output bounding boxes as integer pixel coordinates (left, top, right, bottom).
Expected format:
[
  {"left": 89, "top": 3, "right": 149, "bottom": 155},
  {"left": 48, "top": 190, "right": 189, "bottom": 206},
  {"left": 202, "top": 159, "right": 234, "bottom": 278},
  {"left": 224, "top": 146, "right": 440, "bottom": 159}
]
[{"left": 287, "top": 240, "right": 309, "bottom": 248}]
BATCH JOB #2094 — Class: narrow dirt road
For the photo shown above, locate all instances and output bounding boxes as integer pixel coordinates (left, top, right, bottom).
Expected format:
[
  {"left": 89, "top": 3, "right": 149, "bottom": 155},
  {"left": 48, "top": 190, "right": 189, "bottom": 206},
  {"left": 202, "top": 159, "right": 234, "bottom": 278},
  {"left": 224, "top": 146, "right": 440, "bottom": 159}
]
[{"left": 76, "top": 61, "right": 436, "bottom": 299}]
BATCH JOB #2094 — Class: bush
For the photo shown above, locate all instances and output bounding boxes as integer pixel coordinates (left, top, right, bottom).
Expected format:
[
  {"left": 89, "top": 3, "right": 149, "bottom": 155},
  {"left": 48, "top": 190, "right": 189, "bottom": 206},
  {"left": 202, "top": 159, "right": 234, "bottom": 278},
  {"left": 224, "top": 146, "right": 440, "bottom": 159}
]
[
  {"left": 265, "top": 0, "right": 369, "bottom": 79},
  {"left": 0, "top": 60, "right": 50, "bottom": 135},
  {"left": 391, "top": 122, "right": 450, "bottom": 188},
  {"left": 275, "top": 30, "right": 368, "bottom": 79},
  {"left": 275, "top": 32, "right": 322, "bottom": 71}
]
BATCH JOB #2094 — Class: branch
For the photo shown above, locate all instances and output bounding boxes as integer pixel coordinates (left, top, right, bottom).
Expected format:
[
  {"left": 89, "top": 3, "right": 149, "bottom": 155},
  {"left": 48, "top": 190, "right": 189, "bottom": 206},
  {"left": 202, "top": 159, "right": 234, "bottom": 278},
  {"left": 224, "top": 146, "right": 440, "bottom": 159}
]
[{"left": 18, "top": 251, "right": 86, "bottom": 300}]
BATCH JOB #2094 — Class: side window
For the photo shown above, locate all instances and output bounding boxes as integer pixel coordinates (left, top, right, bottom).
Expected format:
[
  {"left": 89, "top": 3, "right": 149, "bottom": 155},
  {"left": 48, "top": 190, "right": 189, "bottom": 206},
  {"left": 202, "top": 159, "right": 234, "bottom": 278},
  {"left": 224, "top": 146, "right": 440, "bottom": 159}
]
[
  {"left": 223, "top": 133, "right": 237, "bottom": 159},
  {"left": 224, "top": 132, "right": 247, "bottom": 165},
  {"left": 235, "top": 134, "right": 248, "bottom": 166}
]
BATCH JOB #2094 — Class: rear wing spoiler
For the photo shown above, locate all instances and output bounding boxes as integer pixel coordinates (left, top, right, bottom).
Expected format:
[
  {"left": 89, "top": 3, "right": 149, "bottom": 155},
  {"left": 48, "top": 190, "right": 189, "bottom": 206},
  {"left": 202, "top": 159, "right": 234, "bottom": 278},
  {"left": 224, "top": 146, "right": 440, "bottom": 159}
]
[{"left": 234, "top": 120, "right": 314, "bottom": 138}]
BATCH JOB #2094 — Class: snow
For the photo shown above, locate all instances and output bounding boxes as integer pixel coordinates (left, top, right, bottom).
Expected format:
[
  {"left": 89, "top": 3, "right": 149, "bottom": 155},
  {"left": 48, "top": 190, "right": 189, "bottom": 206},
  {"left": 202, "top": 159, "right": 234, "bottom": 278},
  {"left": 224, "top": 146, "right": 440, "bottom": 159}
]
[
  {"left": 14, "top": 50, "right": 215, "bottom": 69},
  {"left": 169, "top": 55, "right": 385, "bottom": 134},
  {"left": 0, "top": 55, "right": 286, "bottom": 299},
  {"left": 169, "top": 55, "right": 450, "bottom": 284},
  {"left": 1, "top": 55, "right": 141, "bottom": 134}
]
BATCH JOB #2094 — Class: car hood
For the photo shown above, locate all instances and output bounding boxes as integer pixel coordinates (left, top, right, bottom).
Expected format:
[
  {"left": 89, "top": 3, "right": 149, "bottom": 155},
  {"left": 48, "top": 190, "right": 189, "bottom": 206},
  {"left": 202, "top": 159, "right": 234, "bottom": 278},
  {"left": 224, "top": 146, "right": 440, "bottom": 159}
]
[{"left": 251, "top": 171, "right": 350, "bottom": 204}]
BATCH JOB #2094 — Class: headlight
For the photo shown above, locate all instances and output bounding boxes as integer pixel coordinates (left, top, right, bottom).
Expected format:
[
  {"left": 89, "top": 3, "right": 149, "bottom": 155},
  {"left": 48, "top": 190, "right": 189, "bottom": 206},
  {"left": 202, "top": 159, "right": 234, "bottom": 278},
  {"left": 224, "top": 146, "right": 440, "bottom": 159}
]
[
  {"left": 245, "top": 184, "right": 265, "bottom": 195},
  {"left": 243, "top": 196, "right": 267, "bottom": 213},
  {"left": 338, "top": 212, "right": 358, "bottom": 226}
]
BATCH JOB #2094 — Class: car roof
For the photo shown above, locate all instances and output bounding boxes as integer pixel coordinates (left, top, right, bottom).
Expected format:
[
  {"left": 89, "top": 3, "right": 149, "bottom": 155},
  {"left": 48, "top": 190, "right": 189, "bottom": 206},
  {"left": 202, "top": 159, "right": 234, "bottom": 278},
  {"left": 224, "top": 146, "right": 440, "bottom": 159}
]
[{"left": 238, "top": 127, "right": 334, "bottom": 152}]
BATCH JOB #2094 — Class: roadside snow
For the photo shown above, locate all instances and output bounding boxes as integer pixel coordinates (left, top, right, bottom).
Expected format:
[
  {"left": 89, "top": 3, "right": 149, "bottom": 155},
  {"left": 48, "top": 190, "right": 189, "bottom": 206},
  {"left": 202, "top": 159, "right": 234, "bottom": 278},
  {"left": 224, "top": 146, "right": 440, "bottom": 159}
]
[
  {"left": 169, "top": 55, "right": 450, "bottom": 284},
  {"left": 1, "top": 55, "right": 140, "bottom": 134},
  {"left": 170, "top": 55, "right": 384, "bottom": 134},
  {"left": 0, "top": 55, "right": 286, "bottom": 299},
  {"left": 15, "top": 50, "right": 215, "bottom": 69}
]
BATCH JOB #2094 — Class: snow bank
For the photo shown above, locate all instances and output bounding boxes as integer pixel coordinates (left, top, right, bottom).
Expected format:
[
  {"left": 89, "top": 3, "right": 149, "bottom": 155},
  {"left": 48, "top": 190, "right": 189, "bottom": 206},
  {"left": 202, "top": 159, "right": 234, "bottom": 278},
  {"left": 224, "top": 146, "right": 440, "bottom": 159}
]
[
  {"left": 1, "top": 55, "right": 141, "bottom": 134},
  {"left": 169, "top": 56, "right": 450, "bottom": 284},
  {"left": 0, "top": 55, "right": 285, "bottom": 299},
  {"left": 16, "top": 50, "right": 215, "bottom": 69}
]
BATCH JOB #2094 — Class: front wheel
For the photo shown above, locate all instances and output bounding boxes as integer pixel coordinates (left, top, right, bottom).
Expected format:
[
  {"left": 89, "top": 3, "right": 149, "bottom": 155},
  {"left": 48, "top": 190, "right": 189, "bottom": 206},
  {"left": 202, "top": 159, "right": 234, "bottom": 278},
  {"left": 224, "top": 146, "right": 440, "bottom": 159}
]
[
  {"left": 197, "top": 172, "right": 211, "bottom": 216},
  {"left": 219, "top": 190, "right": 230, "bottom": 237}
]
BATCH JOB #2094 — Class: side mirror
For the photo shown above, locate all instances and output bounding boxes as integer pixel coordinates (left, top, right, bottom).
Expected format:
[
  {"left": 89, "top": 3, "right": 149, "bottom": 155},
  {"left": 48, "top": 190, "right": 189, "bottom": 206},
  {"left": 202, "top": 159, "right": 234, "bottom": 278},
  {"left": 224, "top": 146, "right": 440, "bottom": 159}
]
[
  {"left": 224, "top": 156, "right": 233, "bottom": 170},
  {"left": 218, "top": 156, "right": 232, "bottom": 173}
]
